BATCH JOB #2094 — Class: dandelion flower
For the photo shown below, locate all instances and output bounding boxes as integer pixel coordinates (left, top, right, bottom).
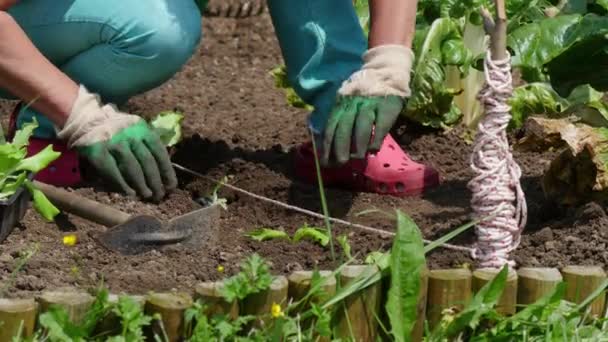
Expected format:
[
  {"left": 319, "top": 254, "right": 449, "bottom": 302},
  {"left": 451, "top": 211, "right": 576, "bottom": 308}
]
[
  {"left": 217, "top": 265, "right": 225, "bottom": 273},
  {"left": 271, "top": 302, "right": 284, "bottom": 318},
  {"left": 63, "top": 234, "right": 77, "bottom": 246}
]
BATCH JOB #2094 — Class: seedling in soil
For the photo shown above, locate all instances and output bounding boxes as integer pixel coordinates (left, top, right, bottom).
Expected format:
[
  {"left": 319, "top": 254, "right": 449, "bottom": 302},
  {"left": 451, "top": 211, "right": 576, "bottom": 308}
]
[{"left": 245, "top": 223, "right": 331, "bottom": 248}]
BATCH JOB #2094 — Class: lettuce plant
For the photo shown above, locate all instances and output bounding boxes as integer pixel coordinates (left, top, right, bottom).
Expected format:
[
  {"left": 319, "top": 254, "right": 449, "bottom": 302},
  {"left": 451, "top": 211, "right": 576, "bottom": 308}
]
[{"left": 1, "top": 119, "right": 60, "bottom": 221}]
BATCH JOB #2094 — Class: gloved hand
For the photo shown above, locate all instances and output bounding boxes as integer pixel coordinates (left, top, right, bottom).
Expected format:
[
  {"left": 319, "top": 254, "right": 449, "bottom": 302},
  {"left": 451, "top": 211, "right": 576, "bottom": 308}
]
[
  {"left": 57, "top": 86, "right": 178, "bottom": 201},
  {"left": 321, "top": 45, "right": 414, "bottom": 166}
]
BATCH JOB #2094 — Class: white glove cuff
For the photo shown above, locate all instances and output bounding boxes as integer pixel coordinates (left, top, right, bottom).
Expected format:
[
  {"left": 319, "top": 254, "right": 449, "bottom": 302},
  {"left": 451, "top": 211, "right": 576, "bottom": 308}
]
[
  {"left": 57, "top": 85, "right": 140, "bottom": 148},
  {"left": 338, "top": 45, "right": 414, "bottom": 97}
]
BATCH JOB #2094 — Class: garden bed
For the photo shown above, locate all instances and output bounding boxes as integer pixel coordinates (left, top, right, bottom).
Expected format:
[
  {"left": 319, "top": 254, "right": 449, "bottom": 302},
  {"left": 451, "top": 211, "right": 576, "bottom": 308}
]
[{"left": 2, "top": 14, "right": 607, "bottom": 300}]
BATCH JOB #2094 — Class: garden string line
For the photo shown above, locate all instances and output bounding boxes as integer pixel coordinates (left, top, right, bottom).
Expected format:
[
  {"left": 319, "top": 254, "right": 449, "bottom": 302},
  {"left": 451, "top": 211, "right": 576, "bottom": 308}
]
[
  {"left": 172, "top": 162, "right": 473, "bottom": 253},
  {"left": 468, "top": 52, "right": 527, "bottom": 268}
]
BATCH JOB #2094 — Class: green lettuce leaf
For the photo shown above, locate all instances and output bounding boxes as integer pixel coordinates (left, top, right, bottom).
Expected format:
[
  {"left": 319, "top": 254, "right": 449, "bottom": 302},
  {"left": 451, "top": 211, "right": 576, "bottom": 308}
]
[
  {"left": 15, "top": 145, "right": 61, "bottom": 173},
  {"left": 0, "top": 120, "right": 61, "bottom": 221},
  {"left": 246, "top": 228, "right": 290, "bottom": 242},
  {"left": 24, "top": 180, "right": 60, "bottom": 222},
  {"left": 404, "top": 18, "right": 469, "bottom": 128},
  {"left": 270, "top": 65, "right": 313, "bottom": 111},
  {"left": 509, "top": 83, "right": 608, "bottom": 129},
  {"left": 508, "top": 14, "right": 608, "bottom": 94},
  {"left": 151, "top": 111, "right": 184, "bottom": 147},
  {"left": 292, "top": 225, "right": 330, "bottom": 247}
]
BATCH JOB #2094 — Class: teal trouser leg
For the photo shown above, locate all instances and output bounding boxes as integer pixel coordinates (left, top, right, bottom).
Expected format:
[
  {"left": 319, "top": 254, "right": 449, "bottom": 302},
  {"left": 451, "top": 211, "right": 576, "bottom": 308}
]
[
  {"left": 267, "top": 0, "right": 367, "bottom": 134},
  {"left": 3, "top": 0, "right": 202, "bottom": 138}
]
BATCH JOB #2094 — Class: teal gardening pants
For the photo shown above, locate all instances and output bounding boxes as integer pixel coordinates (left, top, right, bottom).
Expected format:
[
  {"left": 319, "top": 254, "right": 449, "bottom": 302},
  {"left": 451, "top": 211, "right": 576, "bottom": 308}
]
[{"left": 3, "top": 0, "right": 367, "bottom": 138}]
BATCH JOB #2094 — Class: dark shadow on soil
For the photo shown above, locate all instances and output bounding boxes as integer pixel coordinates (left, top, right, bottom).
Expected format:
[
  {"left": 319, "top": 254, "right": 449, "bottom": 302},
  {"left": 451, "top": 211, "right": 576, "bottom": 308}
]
[{"left": 171, "top": 134, "right": 356, "bottom": 218}]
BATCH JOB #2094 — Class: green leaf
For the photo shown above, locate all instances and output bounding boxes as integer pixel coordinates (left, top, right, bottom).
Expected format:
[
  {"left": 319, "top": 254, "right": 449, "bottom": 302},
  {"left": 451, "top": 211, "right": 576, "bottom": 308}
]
[
  {"left": 24, "top": 180, "right": 60, "bottom": 222},
  {"left": 150, "top": 111, "right": 184, "bottom": 147},
  {"left": 337, "top": 235, "right": 352, "bottom": 259},
  {"left": 11, "top": 118, "right": 38, "bottom": 149},
  {"left": 220, "top": 253, "right": 273, "bottom": 302},
  {"left": 15, "top": 145, "right": 61, "bottom": 173},
  {"left": 509, "top": 83, "right": 608, "bottom": 129},
  {"left": 353, "top": 0, "right": 370, "bottom": 35},
  {"left": 509, "top": 83, "right": 568, "bottom": 129},
  {"left": 385, "top": 210, "right": 426, "bottom": 342},
  {"left": 293, "top": 225, "right": 330, "bottom": 247},
  {"left": 246, "top": 228, "right": 290, "bottom": 242},
  {"left": 270, "top": 65, "right": 313, "bottom": 111},
  {"left": 0, "top": 172, "right": 27, "bottom": 200},
  {"left": 508, "top": 14, "right": 608, "bottom": 94},
  {"left": 404, "top": 18, "right": 467, "bottom": 128}
]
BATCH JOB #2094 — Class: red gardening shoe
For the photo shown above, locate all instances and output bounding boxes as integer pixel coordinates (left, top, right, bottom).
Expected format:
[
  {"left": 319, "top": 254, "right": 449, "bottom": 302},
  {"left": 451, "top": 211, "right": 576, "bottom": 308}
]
[
  {"left": 293, "top": 134, "right": 440, "bottom": 196},
  {"left": 7, "top": 104, "right": 82, "bottom": 187}
]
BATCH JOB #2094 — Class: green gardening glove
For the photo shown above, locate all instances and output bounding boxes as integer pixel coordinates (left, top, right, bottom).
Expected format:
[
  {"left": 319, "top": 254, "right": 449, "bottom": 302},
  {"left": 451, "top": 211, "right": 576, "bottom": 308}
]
[
  {"left": 322, "top": 95, "right": 403, "bottom": 165},
  {"left": 321, "top": 45, "right": 414, "bottom": 166},
  {"left": 58, "top": 86, "right": 177, "bottom": 201}
]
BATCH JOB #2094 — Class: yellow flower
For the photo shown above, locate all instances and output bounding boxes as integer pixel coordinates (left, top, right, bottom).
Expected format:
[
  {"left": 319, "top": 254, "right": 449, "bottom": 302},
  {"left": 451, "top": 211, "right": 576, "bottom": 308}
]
[
  {"left": 271, "top": 303, "right": 284, "bottom": 318},
  {"left": 217, "top": 265, "right": 225, "bottom": 273},
  {"left": 63, "top": 234, "right": 77, "bottom": 246}
]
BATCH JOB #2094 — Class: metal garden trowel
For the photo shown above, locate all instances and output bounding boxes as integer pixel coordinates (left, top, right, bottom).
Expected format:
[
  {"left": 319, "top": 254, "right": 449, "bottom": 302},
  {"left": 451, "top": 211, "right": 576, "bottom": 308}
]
[{"left": 34, "top": 181, "right": 220, "bottom": 255}]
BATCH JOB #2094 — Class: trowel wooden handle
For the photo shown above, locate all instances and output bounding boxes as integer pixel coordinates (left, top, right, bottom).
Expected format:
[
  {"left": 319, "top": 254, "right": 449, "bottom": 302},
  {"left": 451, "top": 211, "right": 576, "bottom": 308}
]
[{"left": 33, "top": 181, "right": 131, "bottom": 227}]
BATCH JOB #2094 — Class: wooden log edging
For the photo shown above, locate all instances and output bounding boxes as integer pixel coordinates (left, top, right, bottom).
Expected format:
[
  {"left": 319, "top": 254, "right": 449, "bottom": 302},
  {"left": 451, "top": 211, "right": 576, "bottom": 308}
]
[{"left": 0, "top": 265, "right": 607, "bottom": 341}]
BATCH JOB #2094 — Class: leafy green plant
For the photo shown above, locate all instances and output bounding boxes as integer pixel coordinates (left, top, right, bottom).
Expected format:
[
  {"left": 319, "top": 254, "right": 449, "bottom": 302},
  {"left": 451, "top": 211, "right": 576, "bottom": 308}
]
[
  {"left": 108, "top": 295, "right": 154, "bottom": 341},
  {"left": 150, "top": 111, "right": 184, "bottom": 147},
  {"left": 220, "top": 253, "right": 274, "bottom": 302},
  {"left": 1, "top": 119, "right": 60, "bottom": 221},
  {"left": 38, "top": 288, "right": 112, "bottom": 341},
  {"left": 293, "top": 224, "right": 330, "bottom": 247},
  {"left": 385, "top": 211, "right": 426, "bottom": 341},
  {"left": 245, "top": 224, "right": 331, "bottom": 248},
  {"left": 246, "top": 228, "right": 290, "bottom": 242},
  {"left": 337, "top": 234, "right": 352, "bottom": 260},
  {"left": 184, "top": 301, "right": 256, "bottom": 341}
]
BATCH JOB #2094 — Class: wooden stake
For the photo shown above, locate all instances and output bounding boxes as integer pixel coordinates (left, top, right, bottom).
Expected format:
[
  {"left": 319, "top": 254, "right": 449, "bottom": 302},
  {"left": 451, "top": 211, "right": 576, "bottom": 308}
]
[
  {"left": 480, "top": 0, "right": 508, "bottom": 60},
  {"left": 194, "top": 282, "right": 238, "bottom": 319},
  {"left": 37, "top": 289, "right": 94, "bottom": 324},
  {"left": 0, "top": 298, "right": 37, "bottom": 341},
  {"left": 412, "top": 267, "right": 429, "bottom": 342},
  {"left": 288, "top": 271, "right": 337, "bottom": 342},
  {"left": 333, "top": 265, "right": 382, "bottom": 341},
  {"left": 426, "top": 269, "right": 472, "bottom": 329},
  {"left": 517, "top": 268, "right": 562, "bottom": 307},
  {"left": 242, "top": 275, "right": 289, "bottom": 328},
  {"left": 562, "top": 266, "right": 607, "bottom": 317},
  {"left": 145, "top": 292, "right": 193, "bottom": 342},
  {"left": 473, "top": 268, "right": 518, "bottom": 315},
  {"left": 288, "top": 270, "right": 337, "bottom": 307}
]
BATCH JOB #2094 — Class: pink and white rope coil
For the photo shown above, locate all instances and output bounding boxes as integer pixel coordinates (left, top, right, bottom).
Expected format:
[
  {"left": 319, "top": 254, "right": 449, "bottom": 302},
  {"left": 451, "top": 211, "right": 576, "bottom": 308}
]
[{"left": 468, "top": 52, "right": 527, "bottom": 268}]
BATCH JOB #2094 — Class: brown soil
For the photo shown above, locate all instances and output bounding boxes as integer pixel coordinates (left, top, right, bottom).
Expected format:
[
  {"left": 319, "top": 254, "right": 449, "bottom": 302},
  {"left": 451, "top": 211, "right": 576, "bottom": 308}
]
[{"left": 1, "top": 15, "right": 607, "bottom": 298}]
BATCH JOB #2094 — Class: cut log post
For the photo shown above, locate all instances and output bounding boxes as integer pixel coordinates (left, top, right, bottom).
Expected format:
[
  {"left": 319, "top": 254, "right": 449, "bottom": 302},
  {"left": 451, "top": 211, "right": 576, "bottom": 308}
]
[
  {"left": 0, "top": 298, "right": 37, "bottom": 341},
  {"left": 194, "top": 282, "right": 238, "bottom": 319},
  {"left": 288, "top": 271, "right": 337, "bottom": 342},
  {"left": 517, "top": 268, "right": 562, "bottom": 307},
  {"left": 333, "top": 265, "right": 382, "bottom": 342},
  {"left": 426, "top": 269, "right": 472, "bottom": 330},
  {"left": 473, "top": 268, "right": 518, "bottom": 315},
  {"left": 37, "top": 289, "right": 94, "bottom": 324},
  {"left": 288, "top": 270, "right": 336, "bottom": 308},
  {"left": 562, "top": 266, "right": 607, "bottom": 317},
  {"left": 145, "top": 292, "right": 193, "bottom": 342},
  {"left": 242, "top": 275, "right": 289, "bottom": 329},
  {"left": 411, "top": 267, "right": 429, "bottom": 342}
]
